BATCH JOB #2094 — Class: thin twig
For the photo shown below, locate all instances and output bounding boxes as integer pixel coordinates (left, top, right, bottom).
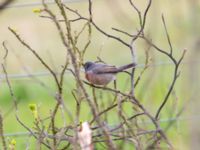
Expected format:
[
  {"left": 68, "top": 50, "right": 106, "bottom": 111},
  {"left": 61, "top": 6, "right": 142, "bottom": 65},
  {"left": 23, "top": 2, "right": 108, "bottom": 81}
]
[
  {"left": 155, "top": 49, "right": 187, "bottom": 119},
  {"left": 8, "top": 27, "right": 61, "bottom": 92},
  {"left": 0, "top": 113, "right": 7, "bottom": 150},
  {"left": 162, "top": 14, "right": 173, "bottom": 55},
  {"left": 0, "top": 0, "right": 14, "bottom": 11}
]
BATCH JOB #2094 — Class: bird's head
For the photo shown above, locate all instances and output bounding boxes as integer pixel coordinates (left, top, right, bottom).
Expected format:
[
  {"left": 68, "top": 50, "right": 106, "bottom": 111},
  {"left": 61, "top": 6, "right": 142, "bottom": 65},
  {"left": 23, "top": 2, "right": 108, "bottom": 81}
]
[{"left": 83, "top": 61, "right": 94, "bottom": 71}]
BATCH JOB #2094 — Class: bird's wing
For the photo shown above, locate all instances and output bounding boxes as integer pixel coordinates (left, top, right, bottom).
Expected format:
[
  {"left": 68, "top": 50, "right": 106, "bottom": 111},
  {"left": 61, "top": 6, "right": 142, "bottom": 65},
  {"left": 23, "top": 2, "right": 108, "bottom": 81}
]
[{"left": 92, "top": 64, "right": 118, "bottom": 74}]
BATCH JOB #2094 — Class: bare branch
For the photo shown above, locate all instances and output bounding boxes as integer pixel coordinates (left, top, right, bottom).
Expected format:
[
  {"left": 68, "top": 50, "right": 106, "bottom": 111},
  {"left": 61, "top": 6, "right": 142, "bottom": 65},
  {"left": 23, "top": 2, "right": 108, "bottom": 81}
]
[
  {"left": 129, "top": 0, "right": 142, "bottom": 27},
  {"left": 2, "top": 41, "right": 8, "bottom": 60},
  {"left": 3, "top": 0, "right": 187, "bottom": 149},
  {"left": 155, "top": 50, "right": 187, "bottom": 120},
  {"left": 0, "top": 112, "right": 7, "bottom": 150},
  {"left": 162, "top": 14, "right": 173, "bottom": 55},
  {"left": 8, "top": 27, "right": 61, "bottom": 92},
  {"left": 0, "top": 0, "right": 14, "bottom": 11}
]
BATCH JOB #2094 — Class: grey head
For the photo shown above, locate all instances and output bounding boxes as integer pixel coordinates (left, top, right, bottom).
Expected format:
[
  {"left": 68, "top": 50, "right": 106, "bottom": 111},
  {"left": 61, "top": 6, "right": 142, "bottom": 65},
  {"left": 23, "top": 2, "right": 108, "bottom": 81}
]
[{"left": 83, "top": 61, "right": 95, "bottom": 71}]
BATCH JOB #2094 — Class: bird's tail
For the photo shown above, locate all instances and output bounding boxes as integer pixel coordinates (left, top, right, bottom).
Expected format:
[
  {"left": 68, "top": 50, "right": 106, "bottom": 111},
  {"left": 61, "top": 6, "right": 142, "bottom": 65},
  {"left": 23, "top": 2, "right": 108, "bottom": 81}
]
[
  {"left": 96, "top": 62, "right": 136, "bottom": 74},
  {"left": 117, "top": 62, "right": 136, "bottom": 72}
]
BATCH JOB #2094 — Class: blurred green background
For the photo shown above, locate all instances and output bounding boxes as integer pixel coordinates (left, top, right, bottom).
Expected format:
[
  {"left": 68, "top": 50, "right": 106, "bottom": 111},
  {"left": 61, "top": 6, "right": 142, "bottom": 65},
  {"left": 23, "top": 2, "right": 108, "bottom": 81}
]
[{"left": 0, "top": 0, "right": 200, "bottom": 149}]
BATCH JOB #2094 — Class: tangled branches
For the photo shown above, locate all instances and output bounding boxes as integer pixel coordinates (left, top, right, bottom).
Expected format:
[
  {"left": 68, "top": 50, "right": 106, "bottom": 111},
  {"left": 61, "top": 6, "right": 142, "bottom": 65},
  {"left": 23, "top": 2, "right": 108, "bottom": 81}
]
[{"left": 1, "top": 0, "right": 186, "bottom": 149}]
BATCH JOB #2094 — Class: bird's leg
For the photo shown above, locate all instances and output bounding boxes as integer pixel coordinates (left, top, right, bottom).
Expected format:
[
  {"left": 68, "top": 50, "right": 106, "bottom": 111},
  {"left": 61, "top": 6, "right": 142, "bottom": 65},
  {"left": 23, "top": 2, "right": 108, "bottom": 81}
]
[
  {"left": 110, "top": 80, "right": 118, "bottom": 105},
  {"left": 114, "top": 80, "right": 117, "bottom": 90}
]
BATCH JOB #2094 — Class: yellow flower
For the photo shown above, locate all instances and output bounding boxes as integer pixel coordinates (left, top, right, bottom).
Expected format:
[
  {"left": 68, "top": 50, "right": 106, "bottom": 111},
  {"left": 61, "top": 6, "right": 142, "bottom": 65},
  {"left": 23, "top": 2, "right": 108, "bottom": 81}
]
[
  {"left": 29, "top": 104, "right": 37, "bottom": 111},
  {"left": 28, "top": 104, "right": 38, "bottom": 120},
  {"left": 10, "top": 139, "right": 16, "bottom": 145},
  {"left": 32, "top": 8, "right": 43, "bottom": 14},
  {"left": 9, "top": 139, "right": 16, "bottom": 150}
]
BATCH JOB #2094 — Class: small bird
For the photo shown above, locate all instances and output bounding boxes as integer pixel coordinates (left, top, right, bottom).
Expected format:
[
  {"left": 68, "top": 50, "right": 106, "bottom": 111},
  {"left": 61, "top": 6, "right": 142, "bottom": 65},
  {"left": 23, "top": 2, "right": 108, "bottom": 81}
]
[{"left": 83, "top": 61, "right": 136, "bottom": 85}]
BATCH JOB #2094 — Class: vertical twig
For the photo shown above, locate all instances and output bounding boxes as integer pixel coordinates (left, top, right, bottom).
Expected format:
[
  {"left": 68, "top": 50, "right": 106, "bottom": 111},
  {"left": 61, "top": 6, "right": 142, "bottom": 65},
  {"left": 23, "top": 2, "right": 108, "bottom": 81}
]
[
  {"left": 0, "top": 112, "right": 7, "bottom": 150},
  {"left": 162, "top": 14, "right": 173, "bottom": 55},
  {"left": 155, "top": 49, "right": 186, "bottom": 119}
]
